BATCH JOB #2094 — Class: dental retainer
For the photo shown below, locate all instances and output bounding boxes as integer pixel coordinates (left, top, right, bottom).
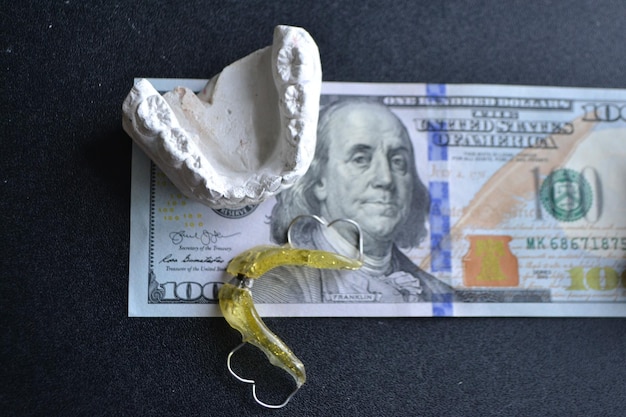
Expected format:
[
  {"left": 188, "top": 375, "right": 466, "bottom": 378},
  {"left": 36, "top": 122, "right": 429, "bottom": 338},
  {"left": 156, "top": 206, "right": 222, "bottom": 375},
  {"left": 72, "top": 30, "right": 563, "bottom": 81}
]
[{"left": 219, "top": 215, "right": 364, "bottom": 408}]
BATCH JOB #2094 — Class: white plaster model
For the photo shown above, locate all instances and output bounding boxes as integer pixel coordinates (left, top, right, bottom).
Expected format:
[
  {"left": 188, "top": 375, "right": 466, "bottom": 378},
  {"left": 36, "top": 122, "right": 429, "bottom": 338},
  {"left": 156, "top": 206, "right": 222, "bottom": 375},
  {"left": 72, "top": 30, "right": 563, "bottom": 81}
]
[{"left": 122, "top": 25, "right": 322, "bottom": 209}]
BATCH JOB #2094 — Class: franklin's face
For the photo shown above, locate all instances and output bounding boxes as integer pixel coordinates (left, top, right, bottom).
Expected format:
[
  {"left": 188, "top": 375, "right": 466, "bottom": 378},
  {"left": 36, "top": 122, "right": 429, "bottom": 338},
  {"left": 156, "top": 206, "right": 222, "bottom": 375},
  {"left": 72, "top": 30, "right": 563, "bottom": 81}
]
[{"left": 314, "top": 104, "right": 413, "bottom": 244}]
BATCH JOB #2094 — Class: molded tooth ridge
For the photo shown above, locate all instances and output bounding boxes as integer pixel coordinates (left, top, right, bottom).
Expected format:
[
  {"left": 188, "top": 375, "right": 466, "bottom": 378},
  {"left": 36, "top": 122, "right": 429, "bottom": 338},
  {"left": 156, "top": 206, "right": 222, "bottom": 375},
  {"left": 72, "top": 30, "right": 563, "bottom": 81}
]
[{"left": 121, "top": 25, "right": 321, "bottom": 209}]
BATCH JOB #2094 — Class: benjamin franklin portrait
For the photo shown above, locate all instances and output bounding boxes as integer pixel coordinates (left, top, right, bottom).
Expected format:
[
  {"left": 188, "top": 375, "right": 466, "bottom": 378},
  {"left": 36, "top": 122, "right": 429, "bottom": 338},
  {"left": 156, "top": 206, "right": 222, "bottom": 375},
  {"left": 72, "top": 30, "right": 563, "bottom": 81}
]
[{"left": 253, "top": 99, "right": 452, "bottom": 303}]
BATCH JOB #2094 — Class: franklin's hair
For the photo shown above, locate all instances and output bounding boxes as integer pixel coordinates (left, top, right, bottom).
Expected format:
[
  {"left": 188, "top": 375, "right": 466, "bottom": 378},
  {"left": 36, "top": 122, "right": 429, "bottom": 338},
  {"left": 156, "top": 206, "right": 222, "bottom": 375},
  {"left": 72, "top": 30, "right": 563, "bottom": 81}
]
[{"left": 270, "top": 99, "right": 430, "bottom": 248}]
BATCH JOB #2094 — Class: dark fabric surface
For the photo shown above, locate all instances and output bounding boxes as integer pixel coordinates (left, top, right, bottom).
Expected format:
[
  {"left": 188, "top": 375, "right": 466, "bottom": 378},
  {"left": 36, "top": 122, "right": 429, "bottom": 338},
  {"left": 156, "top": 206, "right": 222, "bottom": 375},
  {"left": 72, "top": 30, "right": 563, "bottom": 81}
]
[{"left": 2, "top": 1, "right": 626, "bottom": 416}]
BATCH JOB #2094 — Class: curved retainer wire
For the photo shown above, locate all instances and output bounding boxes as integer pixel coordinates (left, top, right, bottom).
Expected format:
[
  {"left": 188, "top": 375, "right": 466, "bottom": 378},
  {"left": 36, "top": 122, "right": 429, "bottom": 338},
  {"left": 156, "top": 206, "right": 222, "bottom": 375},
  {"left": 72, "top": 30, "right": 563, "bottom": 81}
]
[{"left": 218, "top": 214, "right": 364, "bottom": 408}]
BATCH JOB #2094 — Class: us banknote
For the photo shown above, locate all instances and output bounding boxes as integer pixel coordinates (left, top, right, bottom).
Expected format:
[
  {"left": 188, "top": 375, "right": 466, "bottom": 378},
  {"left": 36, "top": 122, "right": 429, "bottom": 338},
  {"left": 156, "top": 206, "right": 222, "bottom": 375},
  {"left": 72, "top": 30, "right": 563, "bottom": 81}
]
[{"left": 128, "top": 79, "right": 626, "bottom": 317}]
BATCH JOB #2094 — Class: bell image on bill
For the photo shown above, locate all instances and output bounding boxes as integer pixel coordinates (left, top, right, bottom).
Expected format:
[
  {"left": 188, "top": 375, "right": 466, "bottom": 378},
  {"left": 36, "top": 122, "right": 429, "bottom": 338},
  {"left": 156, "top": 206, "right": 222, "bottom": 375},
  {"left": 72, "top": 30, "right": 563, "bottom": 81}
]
[{"left": 462, "top": 235, "right": 519, "bottom": 287}]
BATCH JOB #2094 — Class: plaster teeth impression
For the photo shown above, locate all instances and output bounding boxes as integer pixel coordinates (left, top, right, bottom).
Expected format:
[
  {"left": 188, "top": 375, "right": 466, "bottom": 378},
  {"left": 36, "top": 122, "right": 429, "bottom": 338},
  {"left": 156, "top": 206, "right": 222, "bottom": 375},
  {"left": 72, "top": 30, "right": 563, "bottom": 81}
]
[{"left": 122, "top": 25, "right": 322, "bottom": 209}]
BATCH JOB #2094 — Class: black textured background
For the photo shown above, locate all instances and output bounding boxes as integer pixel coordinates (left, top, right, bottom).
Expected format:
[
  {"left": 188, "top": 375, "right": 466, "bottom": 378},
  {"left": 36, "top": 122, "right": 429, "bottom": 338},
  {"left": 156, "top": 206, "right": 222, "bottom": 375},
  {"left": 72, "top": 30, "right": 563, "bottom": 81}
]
[{"left": 2, "top": 1, "right": 626, "bottom": 416}]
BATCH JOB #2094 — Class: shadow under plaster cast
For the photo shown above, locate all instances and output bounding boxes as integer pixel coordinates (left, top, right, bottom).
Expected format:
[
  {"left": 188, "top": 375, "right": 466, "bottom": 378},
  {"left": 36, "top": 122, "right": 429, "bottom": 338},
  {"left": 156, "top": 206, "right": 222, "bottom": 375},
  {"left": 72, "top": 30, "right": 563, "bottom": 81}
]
[{"left": 122, "top": 25, "right": 322, "bottom": 209}]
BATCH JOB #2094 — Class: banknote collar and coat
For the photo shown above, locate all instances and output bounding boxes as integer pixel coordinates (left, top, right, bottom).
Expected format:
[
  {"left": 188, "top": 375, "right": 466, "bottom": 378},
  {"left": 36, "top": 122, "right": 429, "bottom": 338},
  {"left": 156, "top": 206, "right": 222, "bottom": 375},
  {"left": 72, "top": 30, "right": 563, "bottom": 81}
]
[{"left": 252, "top": 223, "right": 453, "bottom": 303}]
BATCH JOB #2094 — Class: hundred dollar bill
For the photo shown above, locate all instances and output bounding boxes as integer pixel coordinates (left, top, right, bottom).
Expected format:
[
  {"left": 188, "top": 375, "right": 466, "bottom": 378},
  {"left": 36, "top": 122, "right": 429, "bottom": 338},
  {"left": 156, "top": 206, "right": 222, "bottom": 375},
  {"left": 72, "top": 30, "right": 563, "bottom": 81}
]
[{"left": 129, "top": 79, "right": 626, "bottom": 317}]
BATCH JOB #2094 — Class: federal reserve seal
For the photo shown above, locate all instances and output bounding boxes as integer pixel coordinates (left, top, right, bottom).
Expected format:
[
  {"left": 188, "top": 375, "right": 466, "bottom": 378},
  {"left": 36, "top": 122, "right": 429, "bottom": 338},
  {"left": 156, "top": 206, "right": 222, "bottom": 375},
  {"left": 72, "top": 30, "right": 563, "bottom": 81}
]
[
  {"left": 212, "top": 204, "right": 258, "bottom": 219},
  {"left": 540, "top": 169, "right": 592, "bottom": 222}
]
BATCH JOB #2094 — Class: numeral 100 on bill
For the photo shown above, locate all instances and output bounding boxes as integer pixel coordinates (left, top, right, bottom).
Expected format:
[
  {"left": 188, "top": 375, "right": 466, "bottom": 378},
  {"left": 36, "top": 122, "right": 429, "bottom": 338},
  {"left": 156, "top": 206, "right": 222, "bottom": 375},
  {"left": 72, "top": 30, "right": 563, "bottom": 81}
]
[
  {"left": 156, "top": 281, "right": 222, "bottom": 302},
  {"left": 582, "top": 103, "right": 626, "bottom": 122},
  {"left": 568, "top": 267, "right": 626, "bottom": 291}
]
